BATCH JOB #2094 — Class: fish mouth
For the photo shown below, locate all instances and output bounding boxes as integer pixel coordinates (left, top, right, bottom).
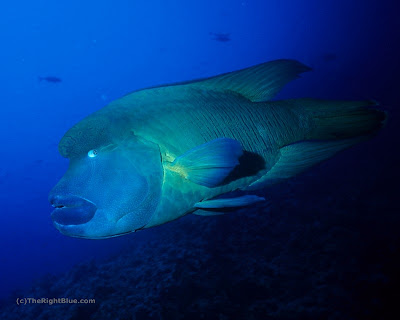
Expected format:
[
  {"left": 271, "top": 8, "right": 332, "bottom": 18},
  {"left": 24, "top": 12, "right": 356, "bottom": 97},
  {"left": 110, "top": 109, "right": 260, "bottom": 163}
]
[{"left": 49, "top": 194, "right": 97, "bottom": 226}]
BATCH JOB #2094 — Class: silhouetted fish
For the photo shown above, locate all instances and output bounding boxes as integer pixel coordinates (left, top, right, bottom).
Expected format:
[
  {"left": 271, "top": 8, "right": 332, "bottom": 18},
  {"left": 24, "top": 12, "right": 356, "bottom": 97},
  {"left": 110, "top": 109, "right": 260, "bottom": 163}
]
[
  {"left": 321, "top": 53, "right": 337, "bottom": 62},
  {"left": 209, "top": 32, "right": 231, "bottom": 42},
  {"left": 48, "top": 59, "right": 386, "bottom": 239},
  {"left": 39, "top": 76, "right": 62, "bottom": 83}
]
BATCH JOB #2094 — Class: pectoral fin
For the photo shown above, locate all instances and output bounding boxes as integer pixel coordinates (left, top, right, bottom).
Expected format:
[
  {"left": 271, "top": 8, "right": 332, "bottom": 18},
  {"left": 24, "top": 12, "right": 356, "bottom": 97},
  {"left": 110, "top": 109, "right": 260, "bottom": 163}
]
[{"left": 168, "top": 138, "right": 243, "bottom": 188}]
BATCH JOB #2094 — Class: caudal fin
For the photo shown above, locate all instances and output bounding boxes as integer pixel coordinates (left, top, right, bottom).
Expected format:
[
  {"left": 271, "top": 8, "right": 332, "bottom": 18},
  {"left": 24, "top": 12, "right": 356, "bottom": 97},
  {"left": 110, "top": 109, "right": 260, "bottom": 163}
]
[
  {"left": 246, "top": 99, "right": 387, "bottom": 190},
  {"left": 297, "top": 99, "right": 387, "bottom": 140}
]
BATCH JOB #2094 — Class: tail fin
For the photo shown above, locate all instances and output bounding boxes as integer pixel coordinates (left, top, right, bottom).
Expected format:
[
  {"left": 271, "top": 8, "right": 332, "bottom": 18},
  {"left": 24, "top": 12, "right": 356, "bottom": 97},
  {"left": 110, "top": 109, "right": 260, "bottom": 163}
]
[
  {"left": 287, "top": 98, "right": 387, "bottom": 140},
  {"left": 246, "top": 99, "right": 387, "bottom": 190}
]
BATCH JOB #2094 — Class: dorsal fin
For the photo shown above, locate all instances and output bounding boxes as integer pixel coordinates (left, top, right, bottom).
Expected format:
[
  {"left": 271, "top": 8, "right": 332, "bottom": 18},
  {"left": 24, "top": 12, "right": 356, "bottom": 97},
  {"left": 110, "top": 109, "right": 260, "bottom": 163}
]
[
  {"left": 187, "top": 59, "right": 311, "bottom": 102},
  {"left": 126, "top": 59, "right": 311, "bottom": 102}
]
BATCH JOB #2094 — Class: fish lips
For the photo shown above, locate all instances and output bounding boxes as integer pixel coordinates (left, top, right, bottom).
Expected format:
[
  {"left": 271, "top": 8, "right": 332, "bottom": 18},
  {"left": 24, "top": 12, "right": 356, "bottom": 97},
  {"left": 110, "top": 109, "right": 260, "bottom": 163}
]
[{"left": 50, "top": 195, "right": 97, "bottom": 226}]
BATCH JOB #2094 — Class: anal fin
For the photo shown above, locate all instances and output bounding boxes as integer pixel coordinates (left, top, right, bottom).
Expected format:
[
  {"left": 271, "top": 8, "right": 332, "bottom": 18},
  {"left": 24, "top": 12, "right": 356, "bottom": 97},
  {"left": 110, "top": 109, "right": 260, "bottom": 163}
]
[{"left": 245, "top": 138, "right": 364, "bottom": 190}]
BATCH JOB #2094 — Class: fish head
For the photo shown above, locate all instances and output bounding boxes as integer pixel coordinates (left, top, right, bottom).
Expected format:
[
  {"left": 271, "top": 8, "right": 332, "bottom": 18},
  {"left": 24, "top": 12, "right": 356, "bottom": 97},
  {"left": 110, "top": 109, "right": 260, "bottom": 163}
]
[{"left": 49, "top": 115, "right": 163, "bottom": 239}]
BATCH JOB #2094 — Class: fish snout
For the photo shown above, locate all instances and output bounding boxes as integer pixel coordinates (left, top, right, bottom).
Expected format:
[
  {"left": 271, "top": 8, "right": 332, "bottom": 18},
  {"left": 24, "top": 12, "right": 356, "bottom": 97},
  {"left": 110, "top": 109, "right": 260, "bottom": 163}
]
[{"left": 49, "top": 194, "right": 97, "bottom": 226}]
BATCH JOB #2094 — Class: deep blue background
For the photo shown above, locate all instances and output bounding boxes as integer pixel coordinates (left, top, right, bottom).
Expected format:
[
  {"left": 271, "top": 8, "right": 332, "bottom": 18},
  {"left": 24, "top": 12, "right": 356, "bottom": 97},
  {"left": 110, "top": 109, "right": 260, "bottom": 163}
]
[{"left": 0, "top": 0, "right": 398, "bottom": 304}]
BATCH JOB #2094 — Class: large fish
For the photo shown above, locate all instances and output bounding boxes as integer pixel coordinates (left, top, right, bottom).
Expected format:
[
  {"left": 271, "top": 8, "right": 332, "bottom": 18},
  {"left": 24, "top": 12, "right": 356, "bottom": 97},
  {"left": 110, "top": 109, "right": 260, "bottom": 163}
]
[{"left": 49, "top": 60, "right": 386, "bottom": 239}]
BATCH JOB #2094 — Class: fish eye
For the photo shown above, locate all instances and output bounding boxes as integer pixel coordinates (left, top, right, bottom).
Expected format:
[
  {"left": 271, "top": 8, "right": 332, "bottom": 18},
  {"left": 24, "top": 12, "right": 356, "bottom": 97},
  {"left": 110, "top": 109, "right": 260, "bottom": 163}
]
[{"left": 88, "top": 149, "right": 98, "bottom": 158}]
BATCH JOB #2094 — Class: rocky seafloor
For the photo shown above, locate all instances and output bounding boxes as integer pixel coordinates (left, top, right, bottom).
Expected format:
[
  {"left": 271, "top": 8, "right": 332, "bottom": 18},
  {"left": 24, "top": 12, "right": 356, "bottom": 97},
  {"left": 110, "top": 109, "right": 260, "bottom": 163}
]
[{"left": 1, "top": 137, "right": 399, "bottom": 320}]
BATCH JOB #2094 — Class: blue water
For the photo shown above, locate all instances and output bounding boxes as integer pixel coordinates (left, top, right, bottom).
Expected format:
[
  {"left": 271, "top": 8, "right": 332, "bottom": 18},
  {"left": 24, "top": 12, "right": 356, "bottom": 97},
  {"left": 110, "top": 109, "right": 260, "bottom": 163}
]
[{"left": 0, "top": 0, "right": 399, "bottom": 318}]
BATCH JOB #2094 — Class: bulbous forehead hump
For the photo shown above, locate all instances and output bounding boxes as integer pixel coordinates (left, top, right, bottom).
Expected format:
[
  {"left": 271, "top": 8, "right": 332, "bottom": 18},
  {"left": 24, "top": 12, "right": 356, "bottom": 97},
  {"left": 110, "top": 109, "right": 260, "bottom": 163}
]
[{"left": 58, "top": 114, "right": 112, "bottom": 158}]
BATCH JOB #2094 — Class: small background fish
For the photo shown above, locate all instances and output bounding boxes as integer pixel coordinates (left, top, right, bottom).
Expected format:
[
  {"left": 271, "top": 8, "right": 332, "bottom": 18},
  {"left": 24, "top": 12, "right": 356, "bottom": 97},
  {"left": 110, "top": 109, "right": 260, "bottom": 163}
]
[
  {"left": 38, "top": 76, "right": 62, "bottom": 83},
  {"left": 209, "top": 32, "right": 231, "bottom": 42}
]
